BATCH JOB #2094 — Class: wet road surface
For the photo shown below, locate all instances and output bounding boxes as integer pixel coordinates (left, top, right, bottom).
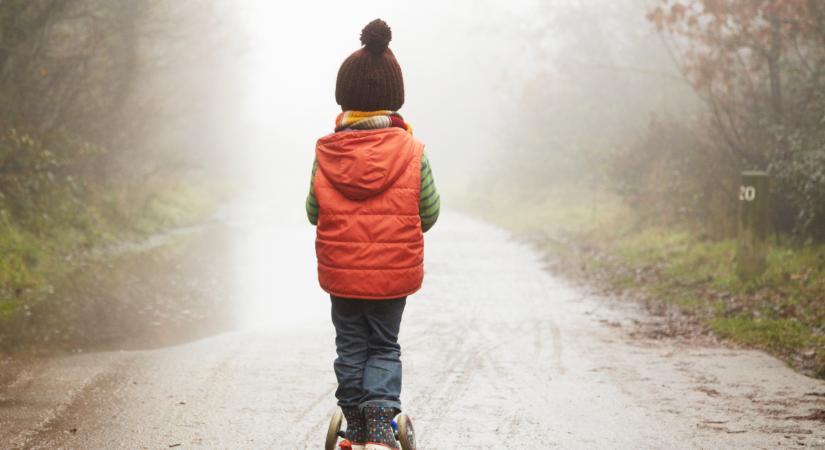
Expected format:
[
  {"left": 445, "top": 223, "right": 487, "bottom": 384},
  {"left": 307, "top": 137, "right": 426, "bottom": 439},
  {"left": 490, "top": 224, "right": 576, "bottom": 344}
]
[{"left": 1, "top": 212, "right": 824, "bottom": 449}]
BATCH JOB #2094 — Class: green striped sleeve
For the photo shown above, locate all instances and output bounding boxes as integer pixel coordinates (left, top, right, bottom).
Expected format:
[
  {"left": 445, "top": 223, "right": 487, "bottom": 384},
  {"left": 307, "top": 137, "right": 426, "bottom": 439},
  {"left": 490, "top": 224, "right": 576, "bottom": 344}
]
[
  {"left": 306, "top": 159, "right": 319, "bottom": 225},
  {"left": 419, "top": 153, "right": 440, "bottom": 232}
]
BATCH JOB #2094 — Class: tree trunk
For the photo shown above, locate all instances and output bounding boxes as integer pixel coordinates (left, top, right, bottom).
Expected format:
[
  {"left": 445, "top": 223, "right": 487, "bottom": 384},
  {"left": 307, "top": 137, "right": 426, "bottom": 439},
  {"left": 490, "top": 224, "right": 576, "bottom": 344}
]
[{"left": 767, "top": 9, "right": 783, "bottom": 126}]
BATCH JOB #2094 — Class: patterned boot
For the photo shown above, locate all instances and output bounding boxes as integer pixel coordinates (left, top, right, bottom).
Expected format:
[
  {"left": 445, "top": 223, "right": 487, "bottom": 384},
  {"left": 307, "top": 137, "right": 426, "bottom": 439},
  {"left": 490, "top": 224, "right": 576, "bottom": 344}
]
[
  {"left": 341, "top": 406, "right": 366, "bottom": 450},
  {"left": 363, "top": 405, "right": 399, "bottom": 450}
]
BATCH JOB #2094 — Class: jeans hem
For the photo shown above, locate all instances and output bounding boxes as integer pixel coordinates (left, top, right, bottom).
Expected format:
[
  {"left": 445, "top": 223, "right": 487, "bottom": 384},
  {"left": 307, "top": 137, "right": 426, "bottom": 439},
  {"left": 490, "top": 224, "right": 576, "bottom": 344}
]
[
  {"left": 337, "top": 401, "right": 362, "bottom": 408},
  {"left": 359, "top": 399, "right": 402, "bottom": 410}
]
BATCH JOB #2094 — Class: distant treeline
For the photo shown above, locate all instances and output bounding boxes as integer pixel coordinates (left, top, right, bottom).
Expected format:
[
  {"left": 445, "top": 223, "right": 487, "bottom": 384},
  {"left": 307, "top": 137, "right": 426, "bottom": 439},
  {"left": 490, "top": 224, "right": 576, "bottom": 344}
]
[
  {"left": 0, "top": 0, "right": 237, "bottom": 231},
  {"left": 0, "top": 1, "right": 235, "bottom": 310},
  {"left": 0, "top": 0, "right": 144, "bottom": 232},
  {"left": 492, "top": 0, "right": 825, "bottom": 241}
]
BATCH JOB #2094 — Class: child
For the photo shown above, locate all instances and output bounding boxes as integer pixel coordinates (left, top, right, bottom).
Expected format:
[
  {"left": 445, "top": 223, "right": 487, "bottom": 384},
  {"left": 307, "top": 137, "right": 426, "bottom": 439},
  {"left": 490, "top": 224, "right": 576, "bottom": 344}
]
[{"left": 305, "top": 19, "right": 440, "bottom": 450}]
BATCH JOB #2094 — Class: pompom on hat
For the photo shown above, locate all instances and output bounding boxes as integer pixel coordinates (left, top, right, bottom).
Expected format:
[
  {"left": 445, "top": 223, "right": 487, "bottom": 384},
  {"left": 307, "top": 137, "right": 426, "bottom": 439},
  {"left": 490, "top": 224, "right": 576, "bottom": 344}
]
[{"left": 335, "top": 19, "right": 405, "bottom": 112}]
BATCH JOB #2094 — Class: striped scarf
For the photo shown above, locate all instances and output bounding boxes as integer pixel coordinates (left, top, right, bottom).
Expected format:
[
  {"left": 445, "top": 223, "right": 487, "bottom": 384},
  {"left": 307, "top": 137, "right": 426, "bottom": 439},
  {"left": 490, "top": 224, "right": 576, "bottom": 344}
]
[{"left": 335, "top": 110, "right": 413, "bottom": 134}]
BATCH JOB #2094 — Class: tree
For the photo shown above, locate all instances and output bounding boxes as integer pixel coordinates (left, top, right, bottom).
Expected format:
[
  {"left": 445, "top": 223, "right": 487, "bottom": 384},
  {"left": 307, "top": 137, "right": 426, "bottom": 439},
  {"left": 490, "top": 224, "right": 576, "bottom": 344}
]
[
  {"left": 649, "top": 0, "right": 825, "bottom": 237},
  {"left": 0, "top": 0, "right": 240, "bottom": 230}
]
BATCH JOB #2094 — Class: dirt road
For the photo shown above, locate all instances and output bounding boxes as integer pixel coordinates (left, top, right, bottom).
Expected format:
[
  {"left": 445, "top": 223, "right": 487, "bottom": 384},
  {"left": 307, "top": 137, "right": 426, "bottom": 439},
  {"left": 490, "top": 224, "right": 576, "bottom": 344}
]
[{"left": 1, "top": 211, "right": 824, "bottom": 449}]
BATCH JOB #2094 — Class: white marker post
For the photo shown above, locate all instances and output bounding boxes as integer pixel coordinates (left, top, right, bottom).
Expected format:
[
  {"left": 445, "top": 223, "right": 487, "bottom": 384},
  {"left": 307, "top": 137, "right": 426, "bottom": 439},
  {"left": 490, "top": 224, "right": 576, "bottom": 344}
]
[{"left": 736, "top": 171, "right": 770, "bottom": 281}]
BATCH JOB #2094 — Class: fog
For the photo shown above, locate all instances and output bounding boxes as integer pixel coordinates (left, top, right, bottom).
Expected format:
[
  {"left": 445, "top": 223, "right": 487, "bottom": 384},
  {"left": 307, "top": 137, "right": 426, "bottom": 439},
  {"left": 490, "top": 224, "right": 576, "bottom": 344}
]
[
  {"left": 251, "top": 2, "right": 612, "bottom": 187},
  {"left": 5, "top": 0, "right": 818, "bottom": 352},
  {"left": 3, "top": 2, "right": 825, "bottom": 445},
  {"left": 219, "top": 0, "right": 696, "bottom": 329},
  {"left": 228, "top": 0, "right": 558, "bottom": 327},
  {"left": 0, "top": 0, "right": 692, "bottom": 343}
]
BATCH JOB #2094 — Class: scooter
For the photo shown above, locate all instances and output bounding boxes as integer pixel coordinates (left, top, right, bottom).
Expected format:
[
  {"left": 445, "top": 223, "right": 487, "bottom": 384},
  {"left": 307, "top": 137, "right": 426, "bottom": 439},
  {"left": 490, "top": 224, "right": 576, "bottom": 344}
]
[{"left": 325, "top": 407, "right": 417, "bottom": 450}]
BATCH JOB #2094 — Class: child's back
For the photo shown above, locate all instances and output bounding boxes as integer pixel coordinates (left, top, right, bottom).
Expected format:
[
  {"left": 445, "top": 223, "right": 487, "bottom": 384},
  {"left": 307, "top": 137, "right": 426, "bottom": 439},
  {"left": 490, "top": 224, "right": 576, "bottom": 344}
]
[
  {"left": 314, "top": 127, "right": 425, "bottom": 300},
  {"left": 305, "top": 19, "right": 439, "bottom": 450}
]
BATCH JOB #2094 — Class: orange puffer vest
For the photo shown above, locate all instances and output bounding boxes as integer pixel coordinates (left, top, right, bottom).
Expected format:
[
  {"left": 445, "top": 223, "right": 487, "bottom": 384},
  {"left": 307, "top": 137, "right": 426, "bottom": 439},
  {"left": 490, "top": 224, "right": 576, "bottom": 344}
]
[{"left": 313, "top": 127, "right": 425, "bottom": 300}]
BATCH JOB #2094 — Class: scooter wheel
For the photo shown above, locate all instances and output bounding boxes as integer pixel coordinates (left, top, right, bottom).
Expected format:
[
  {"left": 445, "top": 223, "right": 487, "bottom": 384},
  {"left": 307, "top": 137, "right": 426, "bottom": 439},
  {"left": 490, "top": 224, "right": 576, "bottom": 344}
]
[
  {"left": 325, "top": 408, "right": 344, "bottom": 450},
  {"left": 396, "top": 413, "right": 416, "bottom": 450}
]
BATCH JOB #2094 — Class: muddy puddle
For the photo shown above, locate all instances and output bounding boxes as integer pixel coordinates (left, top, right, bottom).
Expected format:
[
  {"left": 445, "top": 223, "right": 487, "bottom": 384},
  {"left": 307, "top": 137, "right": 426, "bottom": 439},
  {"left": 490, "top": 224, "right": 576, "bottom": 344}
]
[{"left": 0, "top": 222, "right": 239, "bottom": 356}]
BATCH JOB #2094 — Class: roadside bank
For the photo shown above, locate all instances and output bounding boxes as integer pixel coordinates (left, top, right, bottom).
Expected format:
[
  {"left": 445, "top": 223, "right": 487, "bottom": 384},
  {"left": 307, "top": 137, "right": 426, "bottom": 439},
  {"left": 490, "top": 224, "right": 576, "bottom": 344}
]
[{"left": 471, "top": 187, "right": 825, "bottom": 379}]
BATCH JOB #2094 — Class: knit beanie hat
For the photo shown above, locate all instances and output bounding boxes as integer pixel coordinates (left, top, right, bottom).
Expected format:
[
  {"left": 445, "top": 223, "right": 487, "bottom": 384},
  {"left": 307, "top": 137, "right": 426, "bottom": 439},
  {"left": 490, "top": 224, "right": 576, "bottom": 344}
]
[{"left": 335, "top": 19, "right": 404, "bottom": 111}]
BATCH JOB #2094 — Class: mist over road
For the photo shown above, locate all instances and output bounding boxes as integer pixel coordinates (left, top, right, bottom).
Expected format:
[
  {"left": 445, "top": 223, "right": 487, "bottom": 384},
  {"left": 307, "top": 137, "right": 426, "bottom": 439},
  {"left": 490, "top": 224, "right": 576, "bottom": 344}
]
[{"left": 2, "top": 212, "right": 824, "bottom": 449}]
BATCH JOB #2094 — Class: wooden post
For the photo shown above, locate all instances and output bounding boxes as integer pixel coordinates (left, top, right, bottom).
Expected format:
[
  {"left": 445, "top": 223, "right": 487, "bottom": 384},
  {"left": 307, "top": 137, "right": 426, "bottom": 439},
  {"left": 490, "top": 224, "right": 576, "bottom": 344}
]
[{"left": 736, "top": 171, "right": 770, "bottom": 280}]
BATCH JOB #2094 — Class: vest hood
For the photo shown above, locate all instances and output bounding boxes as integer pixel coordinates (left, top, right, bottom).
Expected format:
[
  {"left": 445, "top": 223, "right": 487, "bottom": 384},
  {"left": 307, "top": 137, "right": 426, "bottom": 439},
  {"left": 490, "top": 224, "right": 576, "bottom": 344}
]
[{"left": 315, "top": 128, "right": 417, "bottom": 201}]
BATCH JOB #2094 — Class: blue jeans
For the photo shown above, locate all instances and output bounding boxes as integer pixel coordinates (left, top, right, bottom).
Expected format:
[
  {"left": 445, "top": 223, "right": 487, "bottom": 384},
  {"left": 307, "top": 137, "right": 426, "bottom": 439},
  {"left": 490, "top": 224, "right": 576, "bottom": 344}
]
[{"left": 330, "top": 296, "right": 406, "bottom": 410}]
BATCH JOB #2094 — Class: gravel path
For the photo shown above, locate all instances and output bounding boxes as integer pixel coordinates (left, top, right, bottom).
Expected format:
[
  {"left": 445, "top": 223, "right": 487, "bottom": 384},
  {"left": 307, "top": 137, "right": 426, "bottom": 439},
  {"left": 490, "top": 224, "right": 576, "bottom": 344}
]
[{"left": 1, "top": 212, "right": 824, "bottom": 449}]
